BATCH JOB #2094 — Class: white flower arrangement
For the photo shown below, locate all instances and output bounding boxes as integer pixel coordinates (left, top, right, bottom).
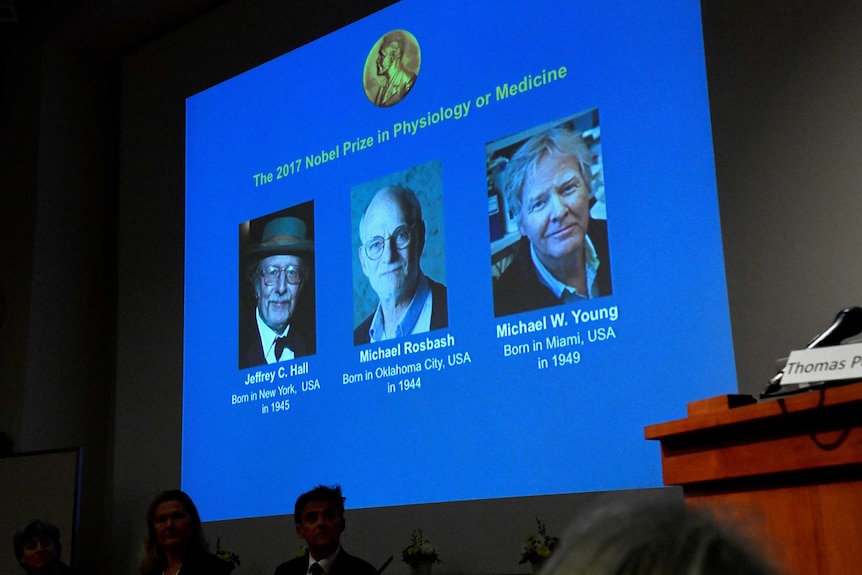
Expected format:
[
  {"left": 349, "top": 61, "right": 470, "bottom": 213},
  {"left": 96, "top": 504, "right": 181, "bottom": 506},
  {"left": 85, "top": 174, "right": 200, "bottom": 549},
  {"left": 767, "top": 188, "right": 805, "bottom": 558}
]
[
  {"left": 401, "top": 529, "right": 441, "bottom": 566},
  {"left": 519, "top": 518, "right": 559, "bottom": 565}
]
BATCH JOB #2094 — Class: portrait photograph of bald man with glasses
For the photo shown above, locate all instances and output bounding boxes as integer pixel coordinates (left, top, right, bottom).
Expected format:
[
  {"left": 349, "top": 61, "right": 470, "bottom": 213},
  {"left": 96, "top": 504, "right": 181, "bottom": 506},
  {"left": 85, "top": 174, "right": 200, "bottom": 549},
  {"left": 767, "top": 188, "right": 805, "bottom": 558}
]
[
  {"left": 351, "top": 161, "right": 449, "bottom": 346},
  {"left": 239, "top": 201, "right": 316, "bottom": 369}
]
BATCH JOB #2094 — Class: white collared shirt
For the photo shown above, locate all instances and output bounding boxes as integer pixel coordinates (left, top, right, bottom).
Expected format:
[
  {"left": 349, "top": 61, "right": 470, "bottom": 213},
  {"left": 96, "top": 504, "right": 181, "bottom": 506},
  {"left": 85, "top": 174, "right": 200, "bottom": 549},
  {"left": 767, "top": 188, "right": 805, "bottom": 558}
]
[
  {"left": 255, "top": 308, "right": 295, "bottom": 363},
  {"left": 531, "top": 234, "right": 600, "bottom": 301},
  {"left": 367, "top": 273, "right": 433, "bottom": 342},
  {"left": 308, "top": 546, "right": 341, "bottom": 574}
]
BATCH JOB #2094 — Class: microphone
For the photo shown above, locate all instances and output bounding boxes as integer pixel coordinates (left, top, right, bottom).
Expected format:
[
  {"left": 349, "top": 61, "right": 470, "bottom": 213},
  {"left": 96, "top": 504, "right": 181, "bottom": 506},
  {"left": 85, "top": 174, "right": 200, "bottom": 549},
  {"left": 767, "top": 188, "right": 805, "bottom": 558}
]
[
  {"left": 804, "top": 306, "right": 862, "bottom": 349},
  {"left": 377, "top": 555, "right": 394, "bottom": 575},
  {"left": 762, "top": 306, "right": 862, "bottom": 397}
]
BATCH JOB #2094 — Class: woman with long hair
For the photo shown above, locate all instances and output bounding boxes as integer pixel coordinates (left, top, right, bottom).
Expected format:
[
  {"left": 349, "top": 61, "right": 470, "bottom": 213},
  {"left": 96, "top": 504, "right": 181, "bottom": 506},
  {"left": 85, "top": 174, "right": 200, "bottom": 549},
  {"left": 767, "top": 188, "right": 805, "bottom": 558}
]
[{"left": 139, "top": 490, "right": 233, "bottom": 575}]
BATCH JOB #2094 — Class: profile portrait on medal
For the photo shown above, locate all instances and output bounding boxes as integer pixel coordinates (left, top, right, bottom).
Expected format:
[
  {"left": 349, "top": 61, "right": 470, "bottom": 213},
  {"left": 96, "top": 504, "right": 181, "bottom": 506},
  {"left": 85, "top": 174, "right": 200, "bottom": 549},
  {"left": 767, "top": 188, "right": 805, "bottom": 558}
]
[
  {"left": 351, "top": 159, "right": 448, "bottom": 345},
  {"left": 363, "top": 29, "right": 421, "bottom": 107},
  {"left": 239, "top": 200, "right": 316, "bottom": 369},
  {"left": 488, "top": 108, "right": 613, "bottom": 318}
]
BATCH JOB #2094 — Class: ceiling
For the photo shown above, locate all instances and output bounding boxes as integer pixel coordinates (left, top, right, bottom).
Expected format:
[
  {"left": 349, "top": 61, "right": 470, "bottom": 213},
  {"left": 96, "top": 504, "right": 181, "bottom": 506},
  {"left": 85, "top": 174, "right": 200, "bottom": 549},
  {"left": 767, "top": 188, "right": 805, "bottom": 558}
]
[
  {"left": 2, "top": 0, "right": 229, "bottom": 57},
  {"left": 4, "top": 1, "right": 820, "bottom": 64}
]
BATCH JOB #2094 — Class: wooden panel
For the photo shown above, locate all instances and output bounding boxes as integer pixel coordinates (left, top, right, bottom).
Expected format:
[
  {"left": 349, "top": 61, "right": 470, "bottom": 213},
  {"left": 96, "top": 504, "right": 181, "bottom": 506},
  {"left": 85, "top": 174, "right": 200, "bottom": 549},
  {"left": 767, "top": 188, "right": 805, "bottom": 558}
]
[
  {"left": 686, "top": 479, "right": 862, "bottom": 575},
  {"left": 645, "top": 382, "right": 862, "bottom": 439},
  {"left": 646, "top": 381, "right": 862, "bottom": 575},
  {"left": 686, "top": 394, "right": 756, "bottom": 417},
  {"left": 659, "top": 428, "right": 862, "bottom": 485}
]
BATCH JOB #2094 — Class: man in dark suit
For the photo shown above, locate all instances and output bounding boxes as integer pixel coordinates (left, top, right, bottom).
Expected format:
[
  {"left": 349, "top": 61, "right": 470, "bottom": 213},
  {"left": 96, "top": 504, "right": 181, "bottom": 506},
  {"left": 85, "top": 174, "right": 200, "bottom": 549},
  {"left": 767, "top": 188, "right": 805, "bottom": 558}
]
[
  {"left": 273, "top": 485, "right": 377, "bottom": 575},
  {"left": 354, "top": 185, "right": 448, "bottom": 345},
  {"left": 240, "top": 216, "right": 314, "bottom": 369},
  {"left": 493, "top": 124, "right": 612, "bottom": 317}
]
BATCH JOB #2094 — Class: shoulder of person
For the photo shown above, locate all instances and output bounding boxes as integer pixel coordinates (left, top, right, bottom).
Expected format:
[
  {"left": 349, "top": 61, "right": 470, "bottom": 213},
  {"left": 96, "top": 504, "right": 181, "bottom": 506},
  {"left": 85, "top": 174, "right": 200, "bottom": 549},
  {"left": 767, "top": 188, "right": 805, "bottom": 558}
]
[
  {"left": 354, "top": 313, "right": 373, "bottom": 345},
  {"left": 427, "top": 276, "right": 447, "bottom": 294},
  {"left": 274, "top": 554, "right": 307, "bottom": 575},
  {"left": 58, "top": 562, "right": 84, "bottom": 575},
  {"left": 334, "top": 549, "right": 377, "bottom": 575},
  {"left": 186, "top": 548, "right": 234, "bottom": 574}
]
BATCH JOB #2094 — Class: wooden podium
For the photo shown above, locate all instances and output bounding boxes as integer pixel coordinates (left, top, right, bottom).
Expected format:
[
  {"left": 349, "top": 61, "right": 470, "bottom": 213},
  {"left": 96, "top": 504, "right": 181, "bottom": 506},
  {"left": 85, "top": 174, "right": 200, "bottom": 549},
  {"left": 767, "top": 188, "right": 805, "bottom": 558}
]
[{"left": 645, "top": 381, "right": 862, "bottom": 574}]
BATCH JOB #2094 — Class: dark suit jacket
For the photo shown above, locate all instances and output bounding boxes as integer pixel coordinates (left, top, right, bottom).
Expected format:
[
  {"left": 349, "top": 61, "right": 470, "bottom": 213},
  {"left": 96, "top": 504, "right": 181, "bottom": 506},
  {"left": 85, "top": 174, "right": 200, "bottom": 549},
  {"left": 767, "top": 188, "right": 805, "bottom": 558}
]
[
  {"left": 239, "top": 308, "right": 311, "bottom": 369},
  {"left": 353, "top": 277, "right": 449, "bottom": 345},
  {"left": 493, "top": 219, "right": 612, "bottom": 318},
  {"left": 274, "top": 549, "right": 377, "bottom": 575},
  {"left": 142, "top": 548, "right": 234, "bottom": 575}
]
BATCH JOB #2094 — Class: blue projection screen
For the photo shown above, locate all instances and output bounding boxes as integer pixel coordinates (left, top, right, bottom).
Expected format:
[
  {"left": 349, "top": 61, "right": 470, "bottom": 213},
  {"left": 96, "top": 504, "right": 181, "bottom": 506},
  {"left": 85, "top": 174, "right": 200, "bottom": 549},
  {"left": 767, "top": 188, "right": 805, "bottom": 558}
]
[{"left": 184, "top": 0, "right": 736, "bottom": 521}]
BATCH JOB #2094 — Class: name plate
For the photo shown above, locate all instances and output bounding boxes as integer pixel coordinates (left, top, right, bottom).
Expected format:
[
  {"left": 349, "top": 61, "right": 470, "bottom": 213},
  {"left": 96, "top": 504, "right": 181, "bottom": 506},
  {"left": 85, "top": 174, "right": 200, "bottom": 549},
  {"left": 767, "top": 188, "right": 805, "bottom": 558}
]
[{"left": 782, "top": 342, "right": 862, "bottom": 385}]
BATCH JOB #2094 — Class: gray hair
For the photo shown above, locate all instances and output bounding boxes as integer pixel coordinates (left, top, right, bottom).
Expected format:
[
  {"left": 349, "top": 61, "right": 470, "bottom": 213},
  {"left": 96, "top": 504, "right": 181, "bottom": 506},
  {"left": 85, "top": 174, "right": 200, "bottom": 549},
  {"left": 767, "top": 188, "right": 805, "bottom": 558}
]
[
  {"left": 539, "top": 500, "right": 777, "bottom": 575},
  {"left": 504, "top": 125, "right": 593, "bottom": 219}
]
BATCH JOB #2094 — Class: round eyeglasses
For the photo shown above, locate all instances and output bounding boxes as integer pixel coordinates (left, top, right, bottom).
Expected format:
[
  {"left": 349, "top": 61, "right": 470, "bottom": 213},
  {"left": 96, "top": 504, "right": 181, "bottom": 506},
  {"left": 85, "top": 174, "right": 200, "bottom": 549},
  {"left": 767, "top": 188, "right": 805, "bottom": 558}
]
[
  {"left": 260, "top": 265, "right": 304, "bottom": 286},
  {"left": 362, "top": 223, "right": 415, "bottom": 260}
]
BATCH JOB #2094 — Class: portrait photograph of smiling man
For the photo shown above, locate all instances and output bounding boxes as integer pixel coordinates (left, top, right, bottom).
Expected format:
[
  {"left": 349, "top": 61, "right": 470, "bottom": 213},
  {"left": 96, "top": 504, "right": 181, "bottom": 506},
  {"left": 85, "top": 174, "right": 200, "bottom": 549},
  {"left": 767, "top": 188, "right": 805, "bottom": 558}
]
[
  {"left": 239, "top": 201, "right": 316, "bottom": 369},
  {"left": 489, "top": 110, "right": 613, "bottom": 318},
  {"left": 351, "top": 160, "right": 448, "bottom": 345}
]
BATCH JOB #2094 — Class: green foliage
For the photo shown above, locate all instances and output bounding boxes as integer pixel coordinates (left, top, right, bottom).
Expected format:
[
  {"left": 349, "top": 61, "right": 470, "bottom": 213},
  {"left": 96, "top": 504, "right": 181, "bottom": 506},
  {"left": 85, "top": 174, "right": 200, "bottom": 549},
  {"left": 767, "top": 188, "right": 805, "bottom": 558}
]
[
  {"left": 401, "top": 529, "right": 442, "bottom": 566},
  {"left": 519, "top": 518, "right": 560, "bottom": 565}
]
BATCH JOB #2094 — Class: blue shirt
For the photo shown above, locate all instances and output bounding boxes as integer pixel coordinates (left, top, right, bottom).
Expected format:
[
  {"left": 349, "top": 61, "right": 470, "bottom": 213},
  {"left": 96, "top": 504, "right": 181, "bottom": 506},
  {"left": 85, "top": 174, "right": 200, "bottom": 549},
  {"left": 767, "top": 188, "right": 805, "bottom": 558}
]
[
  {"left": 367, "top": 272, "right": 433, "bottom": 342},
  {"left": 530, "top": 234, "right": 600, "bottom": 301}
]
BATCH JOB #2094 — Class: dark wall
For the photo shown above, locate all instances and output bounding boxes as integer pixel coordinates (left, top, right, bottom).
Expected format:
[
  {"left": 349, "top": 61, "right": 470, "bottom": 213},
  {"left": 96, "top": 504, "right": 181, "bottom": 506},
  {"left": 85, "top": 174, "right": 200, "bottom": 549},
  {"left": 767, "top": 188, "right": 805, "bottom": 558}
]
[
  {"left": 702, "top": 0, "right": 862, "bottom": 390},
  {"left": 4, "top": 2, "right": 862, "bottom": 574},
  {"left": 1, "top": 16, "right": 117, "bottom": 575}
]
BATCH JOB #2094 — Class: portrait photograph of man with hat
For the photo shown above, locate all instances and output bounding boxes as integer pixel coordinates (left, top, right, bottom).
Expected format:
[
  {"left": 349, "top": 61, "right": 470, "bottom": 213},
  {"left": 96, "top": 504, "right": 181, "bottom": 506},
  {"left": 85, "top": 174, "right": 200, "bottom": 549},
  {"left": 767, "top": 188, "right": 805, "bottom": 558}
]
[{"left": 239, "top": 201, "right": 316, "bottom": 369}]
